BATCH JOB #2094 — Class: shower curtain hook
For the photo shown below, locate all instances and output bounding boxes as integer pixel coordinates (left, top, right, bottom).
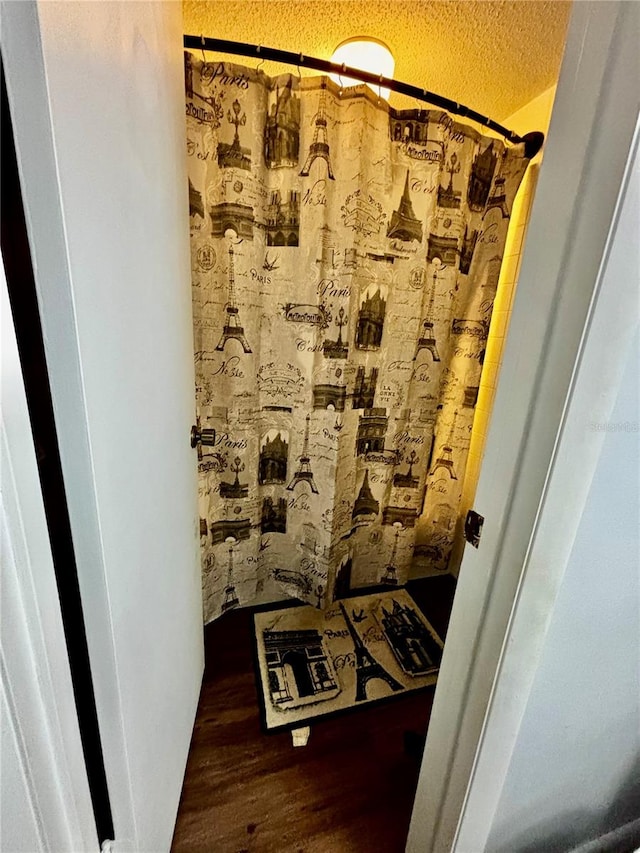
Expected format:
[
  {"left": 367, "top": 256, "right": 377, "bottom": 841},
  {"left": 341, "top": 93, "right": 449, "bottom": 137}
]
[
  {"left": 200, "top": 34, "right": 206, "bottom": 64},
  {"left": 295, "top": 54, "right": 305, "bottom": 88},
  {"left": 338, "top": 62, "right": 346, "bottom": 98},
  {"left": 256, "top": 45, "right": 264, "bottom": 73}
]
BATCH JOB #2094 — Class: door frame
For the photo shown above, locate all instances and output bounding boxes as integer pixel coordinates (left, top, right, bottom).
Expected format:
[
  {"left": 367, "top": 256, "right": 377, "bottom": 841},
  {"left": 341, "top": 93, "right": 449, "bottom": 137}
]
[
  {"left": 1, "top": 2, "right": 203, "bottom": 851},
  {"left": 1, "top": 262, "right": 99, "bottom": 850},
  {"left": 407, "top": 2, "right": 640, "bottom": 850}
]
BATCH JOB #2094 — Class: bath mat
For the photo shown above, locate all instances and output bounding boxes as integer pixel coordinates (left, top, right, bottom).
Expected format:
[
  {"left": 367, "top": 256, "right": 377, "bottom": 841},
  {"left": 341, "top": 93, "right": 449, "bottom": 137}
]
[{"left": 253, "top": 588, "right": 443, "bottom": 731}]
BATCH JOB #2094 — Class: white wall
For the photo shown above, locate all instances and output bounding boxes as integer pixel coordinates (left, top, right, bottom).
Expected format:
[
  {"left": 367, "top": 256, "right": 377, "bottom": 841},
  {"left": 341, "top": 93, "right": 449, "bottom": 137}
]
[
  {"left": 452, "top": 112, "right": 640, "bottom": 851},
  {"left": 1, "top": 3, "right": 203, "bottom": 850},
  {"left": 502, "top": 85, "right": 558, "bottom": 151},
  {"left": 0, "top": 686, "right": 44, "bottom": 853},
  {"left": 408, "top": 2, "right": 640, "bottom": 848},
  {"left": 451, "top": 84, "right": 557, "bottom": 577},
  {"left": 487, "top": 325, "right": 640, "bottom": 852}
]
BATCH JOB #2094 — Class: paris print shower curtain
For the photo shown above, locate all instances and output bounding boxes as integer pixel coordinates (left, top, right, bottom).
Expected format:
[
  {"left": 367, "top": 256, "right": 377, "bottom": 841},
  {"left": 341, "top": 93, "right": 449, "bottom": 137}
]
[{"left": 185, "top": 54, "right": 529, "bottom": 624}]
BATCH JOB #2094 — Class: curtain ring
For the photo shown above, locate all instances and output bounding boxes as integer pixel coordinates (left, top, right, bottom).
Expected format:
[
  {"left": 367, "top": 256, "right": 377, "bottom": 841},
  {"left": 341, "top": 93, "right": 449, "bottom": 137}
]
[{"left": 338, "top": 62, "right": 346, "bottom": 97}]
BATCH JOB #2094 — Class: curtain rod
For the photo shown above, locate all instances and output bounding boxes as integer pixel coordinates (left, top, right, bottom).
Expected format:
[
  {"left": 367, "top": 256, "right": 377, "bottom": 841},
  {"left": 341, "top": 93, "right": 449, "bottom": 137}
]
[{"left": 183, "top": 35, "right": 544, "bottom": 159}]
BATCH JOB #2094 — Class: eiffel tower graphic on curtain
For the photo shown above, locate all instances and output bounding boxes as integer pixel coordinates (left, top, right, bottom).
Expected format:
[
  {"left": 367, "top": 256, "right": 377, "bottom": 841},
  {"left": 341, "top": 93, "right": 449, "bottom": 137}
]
[
  {"left": 221, "top": 538, "right": 240, "bottom": 613},
  {"left": 339, "top": 603, "right": 403, "bottom": 702},
  {"left": 484, "top": 150, "right": 511, "bottom": 219},
  {"left": 381, "top": 523, "right": 403, "bottom": 586},
  {"left": 414, "top": 266, "right": 441, "bottom": 362},
  {"left": 387, "top": 169, "right": 423, "bottom": 243},
  {"left": 300, "top": 84, "right": 335, "bottom": 180},
  {"left": 216, "top": 242, "right": 252, "bottom": 353},
  {"left": 431, "top": 411, "right": 458, "bottom": 479},
  {"left": 287, "top": 414, "right": 319, "bottom": 493}
]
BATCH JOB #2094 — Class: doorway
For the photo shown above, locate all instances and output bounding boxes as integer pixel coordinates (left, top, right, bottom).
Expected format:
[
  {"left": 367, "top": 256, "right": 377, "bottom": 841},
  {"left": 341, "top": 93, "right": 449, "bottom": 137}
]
[
  {"left": 3, "top": 2, "right": 637, "bottom": 851},
  {"left": 173, "top": 4, "right": 566, "bottom": 849}
]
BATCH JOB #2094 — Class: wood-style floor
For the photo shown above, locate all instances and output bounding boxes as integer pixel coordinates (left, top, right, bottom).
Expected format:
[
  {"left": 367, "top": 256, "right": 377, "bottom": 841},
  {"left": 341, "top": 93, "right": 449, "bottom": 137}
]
[{"left": 171, "top": 576, "right": 457, "bottom": 853}]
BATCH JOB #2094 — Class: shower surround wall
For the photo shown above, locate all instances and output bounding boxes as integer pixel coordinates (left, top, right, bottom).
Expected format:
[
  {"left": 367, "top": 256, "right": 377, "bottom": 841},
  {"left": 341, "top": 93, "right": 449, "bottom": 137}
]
[
  {"left": 186, "top": 55, "right": 528, "bottom": 623},
  {"left": 447, "top": 85, "right": 556, "bottom": 577}
]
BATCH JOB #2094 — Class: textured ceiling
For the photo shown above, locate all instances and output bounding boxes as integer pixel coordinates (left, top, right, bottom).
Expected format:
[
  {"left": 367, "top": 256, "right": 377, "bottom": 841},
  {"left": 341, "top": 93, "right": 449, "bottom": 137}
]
[{"left": 183, "top": 0, "right": 571, "bottom": 122}]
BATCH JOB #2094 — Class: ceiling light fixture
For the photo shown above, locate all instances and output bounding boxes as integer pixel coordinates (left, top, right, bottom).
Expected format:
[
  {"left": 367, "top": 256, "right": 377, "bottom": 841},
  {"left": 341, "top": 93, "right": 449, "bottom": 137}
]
[{"left": 329, "top": 37, "right": 395, "bottom": 101}]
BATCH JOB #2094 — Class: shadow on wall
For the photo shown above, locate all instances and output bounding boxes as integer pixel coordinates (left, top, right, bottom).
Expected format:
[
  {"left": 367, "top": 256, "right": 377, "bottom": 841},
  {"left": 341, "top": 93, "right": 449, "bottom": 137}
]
[{"left": 491, "top": 749, "right": 640, "bottom": 853}]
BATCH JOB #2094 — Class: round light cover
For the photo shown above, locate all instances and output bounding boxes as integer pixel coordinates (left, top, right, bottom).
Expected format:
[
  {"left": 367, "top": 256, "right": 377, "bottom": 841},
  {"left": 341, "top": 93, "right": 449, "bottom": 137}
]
[{"left": 329, "top": 37, "right": 395, "bottom": 100}]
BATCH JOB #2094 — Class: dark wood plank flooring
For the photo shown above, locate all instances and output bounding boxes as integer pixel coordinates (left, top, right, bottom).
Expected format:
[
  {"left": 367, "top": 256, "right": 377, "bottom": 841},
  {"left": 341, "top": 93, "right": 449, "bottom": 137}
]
[{"left": 172, "top": 576, "right": 456, "bottom": 853}]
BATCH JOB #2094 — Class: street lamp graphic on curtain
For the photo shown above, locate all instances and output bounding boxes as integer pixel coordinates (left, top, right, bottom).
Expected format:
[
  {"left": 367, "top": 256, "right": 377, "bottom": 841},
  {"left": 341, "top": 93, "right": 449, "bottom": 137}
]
[{"left": 185, "top": 53, "right": 529, "bottom": 624}]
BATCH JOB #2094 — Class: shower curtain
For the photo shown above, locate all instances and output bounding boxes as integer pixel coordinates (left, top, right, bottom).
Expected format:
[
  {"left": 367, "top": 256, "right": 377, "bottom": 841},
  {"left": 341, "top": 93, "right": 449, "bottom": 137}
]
[{"left": 185, "top": 53, "right": 529, "bottom": 624}]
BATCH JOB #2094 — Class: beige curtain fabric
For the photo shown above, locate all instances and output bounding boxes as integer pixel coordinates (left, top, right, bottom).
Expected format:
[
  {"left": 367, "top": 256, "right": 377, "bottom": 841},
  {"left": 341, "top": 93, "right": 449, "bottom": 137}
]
[{"left": 185, "top": 54, "right": 529, "bottom": 624}]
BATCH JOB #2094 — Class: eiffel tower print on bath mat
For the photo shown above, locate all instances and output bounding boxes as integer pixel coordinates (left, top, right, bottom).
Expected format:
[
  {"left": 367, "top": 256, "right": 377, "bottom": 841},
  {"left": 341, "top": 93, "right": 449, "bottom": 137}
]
[{"left": 253, "top": 588, "right": 443, "bottom": 731}]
